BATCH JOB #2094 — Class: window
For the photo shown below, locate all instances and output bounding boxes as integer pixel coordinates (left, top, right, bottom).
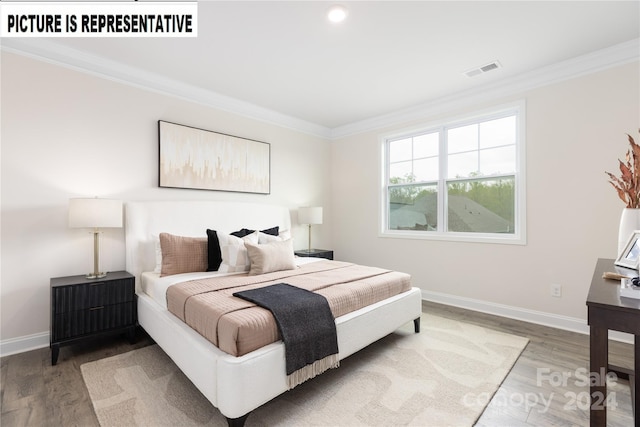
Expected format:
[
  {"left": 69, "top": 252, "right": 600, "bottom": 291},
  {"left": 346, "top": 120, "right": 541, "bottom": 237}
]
[{"left": 381, "top": 102, "right": 525, "bottom": 244}]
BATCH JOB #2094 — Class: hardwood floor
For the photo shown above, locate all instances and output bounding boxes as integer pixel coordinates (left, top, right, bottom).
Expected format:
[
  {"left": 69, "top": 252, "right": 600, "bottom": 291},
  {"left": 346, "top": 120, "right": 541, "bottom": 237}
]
[
  {"left": 423, "top": 301, "right": 634, "bottom": 427},
  {"left": 0, "top": 302, "right": 634, "bottom": 426},
  {"left": 0, "top": 330, "right": 154, "bottom": 426}
]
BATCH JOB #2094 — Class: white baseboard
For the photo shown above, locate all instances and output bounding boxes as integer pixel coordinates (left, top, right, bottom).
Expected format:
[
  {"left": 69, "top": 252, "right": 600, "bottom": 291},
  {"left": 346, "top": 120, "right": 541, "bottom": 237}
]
[
  {"left": 0, "top": 292, "right": 633, "bottom": 357},
  {"left": 0, "top": 332, "right": 49, "bottom": 357},
  {"left": 422, "top": 290, "right": 634, "bottom": 344}
]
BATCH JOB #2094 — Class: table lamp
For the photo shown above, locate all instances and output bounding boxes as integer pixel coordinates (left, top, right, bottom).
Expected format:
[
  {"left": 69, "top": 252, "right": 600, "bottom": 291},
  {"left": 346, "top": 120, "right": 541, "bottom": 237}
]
[
  {"left": 298, "top": 206, "right": 323, "bottom": 253},
  {"left": 68, "top": 198, "right": 123, "bottom": 279}
]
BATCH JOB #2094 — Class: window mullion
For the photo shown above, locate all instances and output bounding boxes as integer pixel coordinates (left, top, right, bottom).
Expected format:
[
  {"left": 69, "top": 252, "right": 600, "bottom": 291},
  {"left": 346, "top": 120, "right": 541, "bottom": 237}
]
[
  {"left": 410, "top": 136, "right": 414, "bottom": 179},
  {"left": 438, "top": 127, "right": 447, "bottom": 233},
  {"left": 477, "top": 123, "right": 481, "bottom": 175}
]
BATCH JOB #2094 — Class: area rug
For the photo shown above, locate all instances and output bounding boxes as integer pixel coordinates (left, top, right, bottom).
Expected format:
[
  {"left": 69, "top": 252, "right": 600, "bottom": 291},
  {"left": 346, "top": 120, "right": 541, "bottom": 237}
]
[{"left": 81, "top": 313, "right": 528, "bottom": 426}]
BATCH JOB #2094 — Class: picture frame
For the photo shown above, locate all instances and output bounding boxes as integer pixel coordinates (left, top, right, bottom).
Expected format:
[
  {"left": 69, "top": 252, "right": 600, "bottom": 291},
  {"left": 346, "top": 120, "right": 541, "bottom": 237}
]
[
  {"left": 615, "top": 230, "right": 640, "bottom": 269},
  {"left": 158, "top": 120, "right": 270, "bottom": 194}
]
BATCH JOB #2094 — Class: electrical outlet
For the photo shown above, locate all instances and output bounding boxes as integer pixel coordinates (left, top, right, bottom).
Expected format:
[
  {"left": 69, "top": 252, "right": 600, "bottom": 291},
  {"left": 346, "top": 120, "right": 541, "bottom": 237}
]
[{"left": 551, "top": 283, "right": 562, "bottom": 298}]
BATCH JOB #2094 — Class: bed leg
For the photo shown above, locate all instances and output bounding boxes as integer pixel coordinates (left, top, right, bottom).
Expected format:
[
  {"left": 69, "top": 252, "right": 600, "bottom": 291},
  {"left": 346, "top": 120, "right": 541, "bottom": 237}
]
[
  {"left": 226, "top": 413, "right": 250, "bottom": 427},
  {"left": 413, "top": 317, "right": 421, "bottom": 333}
]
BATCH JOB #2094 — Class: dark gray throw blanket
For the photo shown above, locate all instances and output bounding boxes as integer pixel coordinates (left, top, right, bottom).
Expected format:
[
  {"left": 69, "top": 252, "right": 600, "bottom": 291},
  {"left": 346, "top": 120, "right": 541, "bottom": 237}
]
[{"left": 233, "top": 283, "right": 340, "bottom": 388}]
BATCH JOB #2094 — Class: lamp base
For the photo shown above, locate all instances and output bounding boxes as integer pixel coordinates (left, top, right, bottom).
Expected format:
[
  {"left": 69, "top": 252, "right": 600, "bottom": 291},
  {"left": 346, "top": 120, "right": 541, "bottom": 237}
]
[{"left": 87, "top": 230, "right": 106, "bottom": 280}]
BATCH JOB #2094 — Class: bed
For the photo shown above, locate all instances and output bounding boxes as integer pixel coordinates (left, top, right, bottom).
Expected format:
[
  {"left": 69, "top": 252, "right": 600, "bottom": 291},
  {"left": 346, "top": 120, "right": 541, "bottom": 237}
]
[{"left": 125, "top": 200, "right": 422, "bottom": 426}]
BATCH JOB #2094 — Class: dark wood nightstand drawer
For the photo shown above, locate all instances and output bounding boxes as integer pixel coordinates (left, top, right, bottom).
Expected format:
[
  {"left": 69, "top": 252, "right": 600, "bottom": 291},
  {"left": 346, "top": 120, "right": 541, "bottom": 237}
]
[
  {"left": 51, "top": 279, "right": 135, "bottom": 314},
  {"left": 51, "top": 302, "right": 136, "bottom": 341}
]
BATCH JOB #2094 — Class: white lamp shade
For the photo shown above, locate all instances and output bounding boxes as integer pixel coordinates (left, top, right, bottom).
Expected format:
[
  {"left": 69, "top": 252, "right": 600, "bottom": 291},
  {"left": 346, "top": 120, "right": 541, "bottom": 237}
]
[
  {"left": 298, "top": 207, "right": 323, "bottom": 225},
  {"left": 69, "top": 198, "right": 123, "bottom": 228}
]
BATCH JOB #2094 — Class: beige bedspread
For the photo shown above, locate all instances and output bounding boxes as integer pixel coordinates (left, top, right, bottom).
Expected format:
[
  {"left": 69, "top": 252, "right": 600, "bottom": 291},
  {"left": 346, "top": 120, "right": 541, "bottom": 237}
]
[{"left": 166, "top": 260, "right": 411, "bottom": 356}]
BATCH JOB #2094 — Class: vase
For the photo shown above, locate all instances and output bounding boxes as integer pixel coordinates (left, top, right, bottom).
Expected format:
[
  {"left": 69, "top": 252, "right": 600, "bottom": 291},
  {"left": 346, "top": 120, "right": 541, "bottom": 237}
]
[{"left": 618, "top": 208, "right": 640, "bottom": 255}]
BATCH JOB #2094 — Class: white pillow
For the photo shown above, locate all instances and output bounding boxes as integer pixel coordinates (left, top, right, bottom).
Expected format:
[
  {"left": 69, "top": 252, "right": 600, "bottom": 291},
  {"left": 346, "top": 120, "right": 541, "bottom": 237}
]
[
  {"left": 153, "top": 235, "right": 162, "bottom": 273},
  {"left": 218, "top": 231, "right": 259, "bottom": 273},
  {"left": 279, "top": 230, "right": 291, "bottom": 240},
  {"left": 258, "top": 229, "right": 291, "bottom": 244},
  {"left": 258, "top": 231, "right": 282, "bottom": 244},
  {"left": 245, "top": 239, "right": 296, "bottom": 276}
]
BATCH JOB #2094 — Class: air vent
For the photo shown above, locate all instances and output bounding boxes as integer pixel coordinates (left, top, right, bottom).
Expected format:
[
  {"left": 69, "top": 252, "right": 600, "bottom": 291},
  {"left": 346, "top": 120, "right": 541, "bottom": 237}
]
[{"left": 463, "top": 61, "right": 501, "bottom": 78}]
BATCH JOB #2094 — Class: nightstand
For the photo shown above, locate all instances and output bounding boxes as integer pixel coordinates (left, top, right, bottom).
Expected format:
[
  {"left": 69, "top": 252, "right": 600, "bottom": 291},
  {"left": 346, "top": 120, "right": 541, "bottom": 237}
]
[
  {"left": 50, "top": 271, "right": 136, "bottom": 365},
  {"left": 295, "top": 249, "right": 334, "bottom": 260}
]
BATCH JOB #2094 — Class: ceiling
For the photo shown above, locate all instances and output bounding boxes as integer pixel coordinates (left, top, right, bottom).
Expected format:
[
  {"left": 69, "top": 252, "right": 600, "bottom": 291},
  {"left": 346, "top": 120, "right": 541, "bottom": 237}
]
[{"left": 4, "top": 1, "right": 639, "bottom": 136}]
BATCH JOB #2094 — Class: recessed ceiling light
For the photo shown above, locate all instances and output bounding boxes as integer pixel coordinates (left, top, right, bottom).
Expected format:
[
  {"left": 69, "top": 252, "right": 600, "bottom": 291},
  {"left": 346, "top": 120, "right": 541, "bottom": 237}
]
[{"left": 327, "top": 5, "right": 348, "bottom": 23}]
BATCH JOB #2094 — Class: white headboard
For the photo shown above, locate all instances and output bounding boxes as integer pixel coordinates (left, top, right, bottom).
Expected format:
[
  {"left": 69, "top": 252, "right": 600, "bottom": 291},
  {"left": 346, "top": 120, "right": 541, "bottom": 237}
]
[{"left": 125, "top": 200, "right": 292, "bottom": 286}]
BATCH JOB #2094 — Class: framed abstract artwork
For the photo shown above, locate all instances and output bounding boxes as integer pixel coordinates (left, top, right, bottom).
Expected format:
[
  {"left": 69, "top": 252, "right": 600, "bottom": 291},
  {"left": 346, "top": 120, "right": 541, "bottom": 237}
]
[{"left": 158, "top": 120, "right": 270, "bottom": 194}]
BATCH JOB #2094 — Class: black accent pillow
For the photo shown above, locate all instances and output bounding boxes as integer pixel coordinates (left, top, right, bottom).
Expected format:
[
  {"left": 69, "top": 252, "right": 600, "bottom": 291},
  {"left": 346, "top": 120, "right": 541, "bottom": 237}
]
[
  {"left": 230, "top": 226, "right": 279, "bottom": 238},
  {"left": 230, "top": 229, "right": 250, "bottom": 238},
  {"left": 206, "top": 229, "right": 223, "bottom": 271},
  {"left": 260, "top": 226, "right": 280, "bottom": 236}
]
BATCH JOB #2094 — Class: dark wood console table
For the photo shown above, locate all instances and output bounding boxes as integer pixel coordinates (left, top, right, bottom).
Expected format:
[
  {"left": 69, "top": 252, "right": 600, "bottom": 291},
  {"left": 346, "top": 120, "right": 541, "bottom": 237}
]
[{"left": 587, "top": 258, "right": 640, "bottom": 426}]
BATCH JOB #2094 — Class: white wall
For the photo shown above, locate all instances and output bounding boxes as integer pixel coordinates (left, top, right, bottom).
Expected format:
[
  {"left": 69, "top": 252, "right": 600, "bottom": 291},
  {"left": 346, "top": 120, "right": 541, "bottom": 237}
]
[
  {"left": 330, "top": 62, "right": 640, "bottom": 324},
  {"left": 0, "top": 52, "right": 332, "bottom": 349},
  {"left": 2, "top": 50, "right": 638, "bottom": 354}
]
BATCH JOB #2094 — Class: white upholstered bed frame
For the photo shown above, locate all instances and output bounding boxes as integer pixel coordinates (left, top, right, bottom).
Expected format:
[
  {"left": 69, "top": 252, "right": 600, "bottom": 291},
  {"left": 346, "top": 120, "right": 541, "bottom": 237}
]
[{"left": 125, "top": 200, "right": 422, "bottom": 426}]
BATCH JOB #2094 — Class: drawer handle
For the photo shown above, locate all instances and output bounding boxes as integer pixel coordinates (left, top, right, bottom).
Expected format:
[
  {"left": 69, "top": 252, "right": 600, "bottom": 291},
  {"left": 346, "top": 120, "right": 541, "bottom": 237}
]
[{"left": 90, "top": 306, "right": 104, "bottom": 311}]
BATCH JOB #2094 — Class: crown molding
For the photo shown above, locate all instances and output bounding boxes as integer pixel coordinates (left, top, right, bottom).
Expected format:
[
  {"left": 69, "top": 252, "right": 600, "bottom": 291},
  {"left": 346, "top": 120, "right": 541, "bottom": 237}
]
[
  {"left": 2, "top": 38, "right": 638, "bottom": 140},
  {"left": 1, "top": 38, "right": 333, "bottom": 139},
  {"left": 330, "top": 38, "right": 640, "bottom": 139}
]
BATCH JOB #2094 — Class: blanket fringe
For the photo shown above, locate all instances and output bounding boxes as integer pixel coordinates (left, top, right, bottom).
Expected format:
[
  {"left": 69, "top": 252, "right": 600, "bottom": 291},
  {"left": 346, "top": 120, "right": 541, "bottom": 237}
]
[{"left": 287, "top": 354, "right": 340, "bottom": 390}]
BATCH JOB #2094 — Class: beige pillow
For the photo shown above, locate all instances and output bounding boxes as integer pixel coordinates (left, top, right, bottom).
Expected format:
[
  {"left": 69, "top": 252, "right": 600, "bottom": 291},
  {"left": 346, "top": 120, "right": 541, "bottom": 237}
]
[
  {"left": 159, "top": 233, "right": 207, "bottom": 277},
  {"left": 246, "top": 239, "right": 296, "bottom": 275}
]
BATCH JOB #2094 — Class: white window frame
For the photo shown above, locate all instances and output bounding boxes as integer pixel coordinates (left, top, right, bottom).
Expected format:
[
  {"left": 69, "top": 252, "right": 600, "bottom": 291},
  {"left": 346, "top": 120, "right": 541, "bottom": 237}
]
[{"left": 379, "top": 100, "right": 526, "bottom": 245}]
